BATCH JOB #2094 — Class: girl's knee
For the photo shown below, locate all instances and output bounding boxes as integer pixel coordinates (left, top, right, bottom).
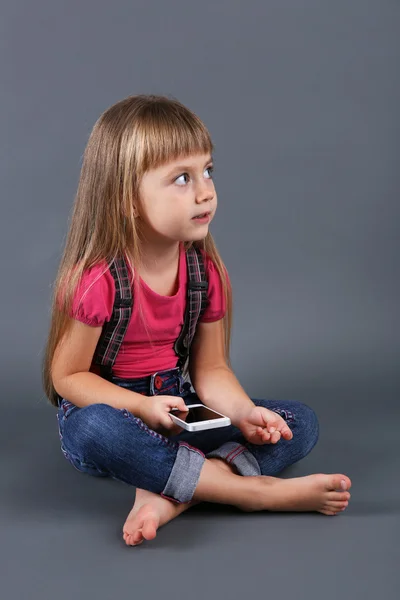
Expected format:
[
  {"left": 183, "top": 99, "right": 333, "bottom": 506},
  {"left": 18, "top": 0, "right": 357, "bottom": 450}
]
[
  {"left": 295, "top": 401, "right": 320, "bottom": 453},
  {"left": 254, "top": 398, "right": 319, "bottom": 455},
  {"left": 65, "top": 402, "right": 124, "bottom": 457},
  {"left": 270, "top": 399, "right": 319, "bottom": 455}
]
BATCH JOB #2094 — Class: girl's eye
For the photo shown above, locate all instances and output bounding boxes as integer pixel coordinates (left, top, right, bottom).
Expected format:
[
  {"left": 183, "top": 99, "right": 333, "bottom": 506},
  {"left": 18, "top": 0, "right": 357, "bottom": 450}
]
[
  {"left": 206, "top": 166, "right": 214, "bottom": 178},
  {"left": 175, "top": 166, "right": 214, "bottom": 186}
]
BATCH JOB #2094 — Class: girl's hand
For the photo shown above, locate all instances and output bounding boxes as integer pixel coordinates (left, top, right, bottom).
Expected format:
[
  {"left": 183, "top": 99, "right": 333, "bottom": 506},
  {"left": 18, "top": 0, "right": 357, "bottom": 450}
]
[
  {"left": 138, "top": 395, "right": 189, "bottom": 435},
  {"left": 237, "top": 406, "right": 293, "bottom": 446}
]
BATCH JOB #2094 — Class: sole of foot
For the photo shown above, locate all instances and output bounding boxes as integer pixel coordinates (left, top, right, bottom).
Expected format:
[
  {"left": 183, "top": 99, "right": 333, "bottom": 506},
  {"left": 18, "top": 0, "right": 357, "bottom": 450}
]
[
  {"left": 123, "top": 489, "right": 198, "bottom": 547},
  {"left": 122, "top": 458, "right": 234, "bottom": 546},
  {"left": 122, "top": 471, "right": 352, "bottom": 546}
]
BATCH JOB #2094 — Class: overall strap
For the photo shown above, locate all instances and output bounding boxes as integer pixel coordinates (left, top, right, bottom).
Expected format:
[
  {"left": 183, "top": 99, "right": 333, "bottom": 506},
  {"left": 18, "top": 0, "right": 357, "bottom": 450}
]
[
  {"left": 91, "top": 245, "right": 209, "bottom": 381},
  {"left": 91, "top": 255, "right": 133, "bottom": 381},
  {"left": 174, "top": 245, "right": 209, "bottom": 374}
]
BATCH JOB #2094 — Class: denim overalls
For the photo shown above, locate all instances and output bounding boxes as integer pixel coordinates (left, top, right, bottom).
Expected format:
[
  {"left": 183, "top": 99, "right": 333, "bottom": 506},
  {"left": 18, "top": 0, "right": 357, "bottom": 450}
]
[{"left": 56, "top": 246, "right": 319, "bottom": 503}]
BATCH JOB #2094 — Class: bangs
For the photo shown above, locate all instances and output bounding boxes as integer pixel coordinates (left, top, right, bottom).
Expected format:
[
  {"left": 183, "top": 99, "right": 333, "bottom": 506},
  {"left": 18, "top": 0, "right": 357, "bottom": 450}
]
[{"left": 133, "top": 100, "right": 214, "bottom": 175}]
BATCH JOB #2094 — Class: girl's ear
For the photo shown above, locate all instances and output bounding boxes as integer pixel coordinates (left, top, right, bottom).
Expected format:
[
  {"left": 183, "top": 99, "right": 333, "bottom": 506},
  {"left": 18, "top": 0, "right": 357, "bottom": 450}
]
[{"left": 121, "top": 202, "right": 139, "bottom": 219}]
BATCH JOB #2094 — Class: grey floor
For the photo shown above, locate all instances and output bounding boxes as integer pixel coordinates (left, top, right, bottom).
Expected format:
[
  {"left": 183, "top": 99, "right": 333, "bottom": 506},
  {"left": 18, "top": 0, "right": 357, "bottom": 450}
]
[{"left": 1, "top": 384, "right": 398, "bottom": 600}]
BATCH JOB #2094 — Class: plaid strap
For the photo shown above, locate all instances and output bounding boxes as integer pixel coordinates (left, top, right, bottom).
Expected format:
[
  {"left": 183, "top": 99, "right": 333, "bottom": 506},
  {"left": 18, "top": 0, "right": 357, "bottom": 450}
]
[
  {"left": 92, "top": 255, "right": 133, "bottom": 381},
  {"left": 174, "top": 245, "right": 209, "bottom": 373},
  {"left": 91, "top": 245, "right": 208, "bottom": 380}
]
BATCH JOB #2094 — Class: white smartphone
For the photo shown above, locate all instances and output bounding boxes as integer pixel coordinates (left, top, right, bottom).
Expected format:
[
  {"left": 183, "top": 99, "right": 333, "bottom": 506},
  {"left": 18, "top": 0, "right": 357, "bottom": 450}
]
[{"left": 169, "top": 404, "right": 231, "bottom": 432}]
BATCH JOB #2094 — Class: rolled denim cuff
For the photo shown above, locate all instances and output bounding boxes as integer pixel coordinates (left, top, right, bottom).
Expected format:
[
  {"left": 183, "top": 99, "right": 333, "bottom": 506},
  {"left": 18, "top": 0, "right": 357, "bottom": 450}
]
[
  {"left": 206, "top": 442, "right": 261, "bottom": 476},
  {"left": 161, "top": 442, "right": 206, "bottom": 504}
]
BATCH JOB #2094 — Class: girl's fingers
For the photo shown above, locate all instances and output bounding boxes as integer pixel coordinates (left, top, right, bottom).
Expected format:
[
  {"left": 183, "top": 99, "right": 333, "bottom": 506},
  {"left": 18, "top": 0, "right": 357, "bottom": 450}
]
[
  {"left": 258, "top": 427, "right": 270, "bottom": 439},
  {"left": 282, "top": 427, "right": 293, "bottom": 438},
  {"left": 258, "top": 422, "right": 292, "bottom": 443},
  {"left": 272, "top": 421, "right": 292, "bottom": 439}
]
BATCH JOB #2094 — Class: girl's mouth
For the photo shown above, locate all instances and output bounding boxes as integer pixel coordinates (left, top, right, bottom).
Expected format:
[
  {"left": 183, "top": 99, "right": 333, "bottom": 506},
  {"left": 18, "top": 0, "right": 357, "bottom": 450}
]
[{"left": 192, "top": 212, "right": 211, "bottom": 223}]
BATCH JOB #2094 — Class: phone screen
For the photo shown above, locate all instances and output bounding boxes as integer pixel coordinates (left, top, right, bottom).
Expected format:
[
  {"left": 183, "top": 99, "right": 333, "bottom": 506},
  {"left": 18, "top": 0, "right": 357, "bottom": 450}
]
[{"left": 171, "top": 406, "right": 223, "bottom": 423}]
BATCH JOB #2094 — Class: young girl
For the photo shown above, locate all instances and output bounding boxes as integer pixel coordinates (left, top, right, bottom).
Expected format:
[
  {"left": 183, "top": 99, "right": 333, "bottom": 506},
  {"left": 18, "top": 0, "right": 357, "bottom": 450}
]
[{"left": 42, "top": 94, "right": 352, "bottom": 547}]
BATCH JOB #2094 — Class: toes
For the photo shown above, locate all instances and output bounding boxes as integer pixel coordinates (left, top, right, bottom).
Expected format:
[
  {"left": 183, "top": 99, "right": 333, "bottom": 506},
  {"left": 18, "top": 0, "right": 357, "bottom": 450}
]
[
  {"left": 132, "top": 530, "right": 145, "bottom": 545},
  {"left": 123, "top": 521, "right": 145, "bottom": 546},
  {"left": 326, "top": 501, "right": 348, "bottom": 510},
  {"left": 320, "top": 509, "right": 337, "bottom": 516},
  {"left": 129, "top": 538, "right": 144, "bottom": 546},
  {"left": 340, "top": 475, "right": 352, "bottom": 490},
  {"left": 327, "top": 491, "right": 350, "bottom": 501},
  {"left": 125, "top": 530, "right": 144, "bottom": 546},
  {"left": 123, "top": 517, "right": 158, "bottom": 546},
  {"left": 330, "top": 474, "right": 351, "bottom": 491},
  {"left": 142, "top": 520, "right": 157, "bottom": 541}
]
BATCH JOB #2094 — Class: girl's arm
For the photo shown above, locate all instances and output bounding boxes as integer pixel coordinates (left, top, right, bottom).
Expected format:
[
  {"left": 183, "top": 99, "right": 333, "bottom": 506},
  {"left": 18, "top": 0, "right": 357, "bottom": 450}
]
[
  {"left": 52, "top": 320, "right": 144, "bottom": 416},
  {"left": 189, "top": 320, "right": 255, "bottom": 426}
]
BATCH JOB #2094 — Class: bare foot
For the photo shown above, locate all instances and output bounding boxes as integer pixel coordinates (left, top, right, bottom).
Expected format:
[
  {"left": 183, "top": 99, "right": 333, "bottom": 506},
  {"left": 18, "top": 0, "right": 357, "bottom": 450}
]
[
  {"left": 123, "top": 458, "right": 232, "bottom": 546},
  {"left": 239, "top": 473, "right": 352, "bottom": 515},
  {"left": 122, "top": 489, "right": 199, "bottom": 546}
]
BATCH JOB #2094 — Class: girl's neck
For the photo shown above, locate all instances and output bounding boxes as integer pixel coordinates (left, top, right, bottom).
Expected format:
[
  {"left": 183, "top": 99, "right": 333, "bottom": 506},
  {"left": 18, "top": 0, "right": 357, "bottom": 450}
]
[{"left": 139, "top": 240, "right": 181, "bottom": 275}]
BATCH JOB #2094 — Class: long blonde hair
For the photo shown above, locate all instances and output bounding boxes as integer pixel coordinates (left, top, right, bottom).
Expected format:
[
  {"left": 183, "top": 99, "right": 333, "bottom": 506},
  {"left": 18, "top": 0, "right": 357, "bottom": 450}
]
[{"left": 42, "top": 94, "right": 233, "bottom": 408}]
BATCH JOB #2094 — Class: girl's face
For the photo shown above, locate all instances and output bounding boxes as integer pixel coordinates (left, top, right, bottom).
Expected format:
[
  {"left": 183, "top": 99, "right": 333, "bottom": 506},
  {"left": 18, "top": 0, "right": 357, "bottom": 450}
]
[{"left": 137, "top": 152, "right": 217, "bottom": 243}]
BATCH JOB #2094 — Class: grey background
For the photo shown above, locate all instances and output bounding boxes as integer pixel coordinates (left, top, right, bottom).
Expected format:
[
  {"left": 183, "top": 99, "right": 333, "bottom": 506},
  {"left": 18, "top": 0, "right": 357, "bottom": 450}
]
[{"left": 1, "top": 0, "right": 399, "bottom": 598}]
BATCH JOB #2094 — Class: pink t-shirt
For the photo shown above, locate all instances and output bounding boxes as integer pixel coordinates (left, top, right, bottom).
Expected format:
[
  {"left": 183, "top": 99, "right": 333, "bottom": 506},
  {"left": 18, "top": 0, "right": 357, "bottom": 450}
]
[{"left": 68, "top": 243, "right": 229, "bottom": 378}]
